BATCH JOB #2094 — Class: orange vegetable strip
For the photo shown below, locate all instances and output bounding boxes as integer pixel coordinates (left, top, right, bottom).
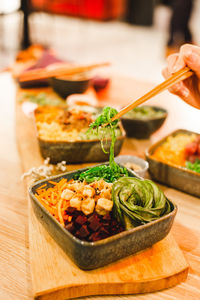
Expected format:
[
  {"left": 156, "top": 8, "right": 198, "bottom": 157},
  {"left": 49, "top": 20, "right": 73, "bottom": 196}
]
[
  {"left": 57, "top": 178, "right": 67, "bottom": 189},
  {"left": 38, "top": 183, "right": 47, "bottom": 190},
  {"left": 35, "top": 178, "right": 76, "bottom": 225},
  {"left": 39, "top": 199, "right": 58, "bottom": 217},
  {"left": 50, "top": 192, "right": 57, "bottom": 205},
  {"left": 60, "top": 182, "right": 69, "bottom": 191},
  {"left": 48, "top": 180, "right": 58, "bottom": 185},
  {"left": 57, "top": 199, "right": 64, "bottom": 226}
]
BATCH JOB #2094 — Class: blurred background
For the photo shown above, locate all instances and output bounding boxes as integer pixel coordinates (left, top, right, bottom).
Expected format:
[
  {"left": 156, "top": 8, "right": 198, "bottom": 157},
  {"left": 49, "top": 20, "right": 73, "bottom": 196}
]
[{"left": 0, "top": 0, "right": 199, "bottom": 82}]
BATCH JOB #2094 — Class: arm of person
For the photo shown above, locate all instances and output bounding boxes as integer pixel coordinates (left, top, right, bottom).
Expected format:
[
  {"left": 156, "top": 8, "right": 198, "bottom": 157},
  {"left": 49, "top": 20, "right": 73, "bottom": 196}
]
[{"left": 162, "top": 44, "right": 200, "bottom": 109}]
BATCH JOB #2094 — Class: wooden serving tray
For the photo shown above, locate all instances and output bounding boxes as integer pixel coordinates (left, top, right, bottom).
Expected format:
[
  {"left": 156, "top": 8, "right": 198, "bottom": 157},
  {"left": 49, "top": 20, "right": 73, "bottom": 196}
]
[{"left": 16, "top": 88, "right": 189, "bottom": 300}]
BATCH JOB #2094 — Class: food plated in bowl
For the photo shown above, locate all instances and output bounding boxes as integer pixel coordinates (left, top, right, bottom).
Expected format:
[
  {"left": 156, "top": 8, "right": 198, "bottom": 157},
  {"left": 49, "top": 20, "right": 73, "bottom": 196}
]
[
  {"left": 146, "top": 129, "right": 200, "bottom": 197},
  {"left": 30, "top": 106, "right": 176, "bottom": 269},
  {"left": 29, "top": 163, "right": 176, "bottom": 270},
  {"left": 34, "top": 106, "right": 125, "bottom": 163},
  {"left": 121, "top": 105, "right": 167, "bottom": 139},
  {"left": 49, "top": 73, "right": 91, "bottom": 98}
]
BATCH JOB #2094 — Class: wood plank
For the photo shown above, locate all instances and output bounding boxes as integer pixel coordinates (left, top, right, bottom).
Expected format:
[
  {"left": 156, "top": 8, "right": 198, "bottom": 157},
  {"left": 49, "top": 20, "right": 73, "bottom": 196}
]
[
  {"left": 15, "top": 85, "right": 189, "bottom": 300},
  {"left": 1, "top": 72, "right": 199, "bottom": 300}
]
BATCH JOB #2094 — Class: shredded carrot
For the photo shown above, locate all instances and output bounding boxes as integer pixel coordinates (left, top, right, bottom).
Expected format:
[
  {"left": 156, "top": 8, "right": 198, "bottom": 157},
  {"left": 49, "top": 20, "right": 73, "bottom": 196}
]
[
  {"left": 48, "top": 180, "right": 58, "bottom": 185},
  {"left": 35, "top": 178, "right": 71, "bottom": 227},
  {"left": 50, "top": 192, "right": 57, "bottom": 205},
  {"left": 39, "top": 198, "right": 58, "bottom": 217},
  {"left": 57, "top": 198, "right": 64, "bottom": 226},
  {"left": 57, "top": 178, "right": 67, "bottom": 189},
  {"left": 38, "top": 183, "right": 47, "bottom": 190}
]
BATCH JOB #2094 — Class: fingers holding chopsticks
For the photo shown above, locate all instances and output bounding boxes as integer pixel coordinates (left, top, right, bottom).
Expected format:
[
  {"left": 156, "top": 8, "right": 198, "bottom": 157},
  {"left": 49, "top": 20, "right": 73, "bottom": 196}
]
[{"left": 162, "top": 44, "right": 200, "bottom": 109}]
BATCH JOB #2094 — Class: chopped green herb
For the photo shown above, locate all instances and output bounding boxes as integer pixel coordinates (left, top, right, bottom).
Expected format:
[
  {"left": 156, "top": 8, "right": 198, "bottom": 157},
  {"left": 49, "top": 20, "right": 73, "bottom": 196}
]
[
  {"left": 74, "top": 164, "right": 128, "bottom": 183},
  {"left": 186, "top": 159, "right": 200, "bottom": 173}
]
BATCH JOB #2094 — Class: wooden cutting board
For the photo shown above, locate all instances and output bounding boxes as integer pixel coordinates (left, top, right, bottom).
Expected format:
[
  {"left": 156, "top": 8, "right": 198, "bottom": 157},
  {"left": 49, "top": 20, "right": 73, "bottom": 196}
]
[{"left": 16, "top": 88, "right": 189, "bottom": 300}]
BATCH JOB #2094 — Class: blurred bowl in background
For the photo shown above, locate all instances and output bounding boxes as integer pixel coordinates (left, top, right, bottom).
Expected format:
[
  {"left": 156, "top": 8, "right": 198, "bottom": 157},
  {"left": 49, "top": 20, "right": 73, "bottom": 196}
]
[
  {"left": 49, "top": 73, "right": 91, "bottom": 98},
  {"left": 121, "top": 106, "right": 167, "bottom": 139}
]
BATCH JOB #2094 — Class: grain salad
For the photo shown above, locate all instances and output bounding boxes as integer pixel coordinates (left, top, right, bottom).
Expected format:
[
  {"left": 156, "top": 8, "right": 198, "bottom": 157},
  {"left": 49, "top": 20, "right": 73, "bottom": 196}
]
[{"left": 35, "top": 106, "right": 122, "bottom": 142}]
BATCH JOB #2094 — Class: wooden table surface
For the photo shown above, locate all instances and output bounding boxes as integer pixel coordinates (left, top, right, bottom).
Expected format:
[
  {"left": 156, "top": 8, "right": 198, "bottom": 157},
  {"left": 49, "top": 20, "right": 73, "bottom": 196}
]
[{"left": 0, "top": 72, "right": 200, "bottom": 300}]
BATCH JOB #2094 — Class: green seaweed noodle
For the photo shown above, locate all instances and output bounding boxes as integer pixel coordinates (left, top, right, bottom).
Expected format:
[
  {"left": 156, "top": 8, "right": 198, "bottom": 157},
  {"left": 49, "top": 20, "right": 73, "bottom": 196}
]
[
  {"left": 112, "top": 177, "right": 172, "bottom": 229},
  {"left": 75, "top": 106, "right": 128, "bottom": 183}
]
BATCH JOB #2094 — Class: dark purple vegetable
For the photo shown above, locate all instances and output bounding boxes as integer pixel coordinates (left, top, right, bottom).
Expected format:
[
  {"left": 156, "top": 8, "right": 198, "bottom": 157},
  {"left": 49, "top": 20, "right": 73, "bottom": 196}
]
[{"left": 64, "top": 208, "right": 124, "bottom": 242}]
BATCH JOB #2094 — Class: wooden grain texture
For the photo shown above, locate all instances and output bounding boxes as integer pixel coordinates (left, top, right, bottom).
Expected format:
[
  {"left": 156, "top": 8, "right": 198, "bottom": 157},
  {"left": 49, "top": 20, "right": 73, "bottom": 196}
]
[
  {"left": 1, "top": 72, "right": 200, "bottom": 300},
  {"left": 16, "top": 83, "right": 189, "bottom": 299}
]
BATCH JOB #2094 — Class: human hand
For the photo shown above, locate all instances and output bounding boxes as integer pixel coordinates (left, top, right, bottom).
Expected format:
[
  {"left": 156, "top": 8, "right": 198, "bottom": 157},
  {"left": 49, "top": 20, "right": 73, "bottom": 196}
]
[{"left": 162, "top": 44, "right": 200, "bottom": 109}]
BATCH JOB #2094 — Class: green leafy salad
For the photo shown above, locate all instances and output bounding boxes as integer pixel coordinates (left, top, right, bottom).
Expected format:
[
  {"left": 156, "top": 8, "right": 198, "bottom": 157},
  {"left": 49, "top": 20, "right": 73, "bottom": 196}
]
[
  {"left": 75, "top": 106, "right": 172, "bottom": 229},
  {"left": 186, "top": 160, "right": 200, "bottom": 173},
  {"left": 123, "top": 106, "right": 165, "bottom": 120}
]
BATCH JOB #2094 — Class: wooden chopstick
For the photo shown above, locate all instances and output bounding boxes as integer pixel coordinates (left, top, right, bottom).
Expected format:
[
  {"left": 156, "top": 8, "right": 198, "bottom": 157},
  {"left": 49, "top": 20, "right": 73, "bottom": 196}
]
[
  {"left": 108, "top": 67, "right": 193, "bottom": 124},
  {"left": 19, "top": 62, "right": 110, "bottom": 82}
]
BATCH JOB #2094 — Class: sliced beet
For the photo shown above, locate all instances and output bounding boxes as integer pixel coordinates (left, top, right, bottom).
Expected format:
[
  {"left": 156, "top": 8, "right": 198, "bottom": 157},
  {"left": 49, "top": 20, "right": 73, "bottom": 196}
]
[
  {"left": 66, "top": 207, "right": 77, "bottom": 215},
  {"left": 89, "top": 232, "right": 101, "bottom": 242},
  {"left": 88, "top": 218, "right": 101, "bottom": 232},
  {"left": 65, "top": 223, "right": 75, "bottom": 234},
  {"left": 75, "top": 215, "right": 88, "bottom": 225},
  {"left": 103, "top": 224, "right": 111, "bottom": 232},
  {"left": 99, "top": 226, "right": 109, "bottom": 236},
  {"left": 111, "top": 220, "right": 118, "bottom": 227},
  {"left": 78, "top": 225, "right": 90, "bottom": 238},
  {"left": 102, "top": 214, "right": 111, "bottom": 221},
  {"left": 88, "top": 213, "right": 99, "bottom": 223},
  {"left": 64, "top": 207, "right": 124, "bottom": 242}
]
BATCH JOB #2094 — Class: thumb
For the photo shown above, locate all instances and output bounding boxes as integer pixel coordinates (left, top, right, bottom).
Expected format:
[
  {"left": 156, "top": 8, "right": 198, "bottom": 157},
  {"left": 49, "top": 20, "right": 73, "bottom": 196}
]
[{"left": 184, "top": 52, "right": 200, "bottom": 79}]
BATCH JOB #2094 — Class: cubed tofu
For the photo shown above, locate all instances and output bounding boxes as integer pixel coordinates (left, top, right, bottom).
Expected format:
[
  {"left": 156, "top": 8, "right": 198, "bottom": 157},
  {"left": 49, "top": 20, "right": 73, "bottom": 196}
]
[
  {"left": 100, "top": 188, "right": 111, "bottom": 200},
  {"left": 61, "top": 188, "right": 74, "bottom": 200},
  {"left": 82, "top": 186, "right": 95, "bottom": 198},
  {"left": 81, "top": 198, "right": 95, "bottom": 215},
  {"left": 70, "top": 181, "right": 85, "bottom": 193},
  {"left": 70, "top": 197, "right": 82, "bottom": 210},
  {"left": 96, "top": 198, "right": 113, "bottom": 215}
]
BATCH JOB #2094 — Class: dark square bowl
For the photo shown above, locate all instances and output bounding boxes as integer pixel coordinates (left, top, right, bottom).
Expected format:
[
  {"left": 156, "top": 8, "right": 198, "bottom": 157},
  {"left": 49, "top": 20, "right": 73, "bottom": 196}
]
[
  {"left": 121, "top": 106, "right": 167, "bottom": 139},
  {"left": 29, "top": 164, "right": 177, "bottom": 270},
  {"left": 146, "top": 129, "right": 200, "bottom": 197}
]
